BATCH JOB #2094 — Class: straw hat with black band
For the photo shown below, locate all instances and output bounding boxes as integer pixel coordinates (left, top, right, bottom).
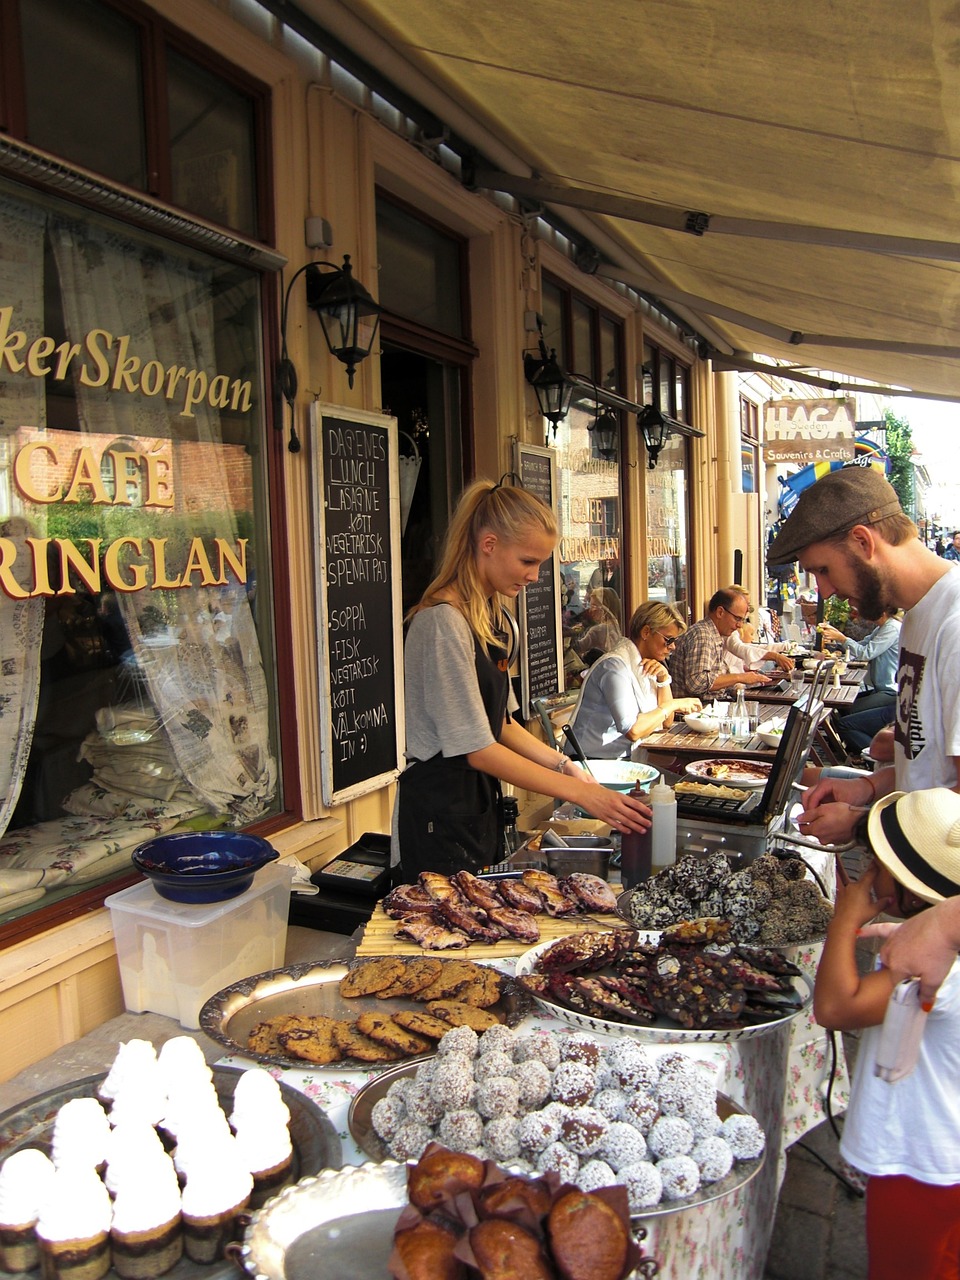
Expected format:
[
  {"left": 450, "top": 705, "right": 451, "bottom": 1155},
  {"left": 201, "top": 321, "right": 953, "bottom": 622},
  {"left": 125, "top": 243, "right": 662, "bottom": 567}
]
[
  {"left": 767, "top": 467, "right": 905, "bottom": 567},
  {"left": 867, "top": 788, "right": 960, "bottom": 905}
]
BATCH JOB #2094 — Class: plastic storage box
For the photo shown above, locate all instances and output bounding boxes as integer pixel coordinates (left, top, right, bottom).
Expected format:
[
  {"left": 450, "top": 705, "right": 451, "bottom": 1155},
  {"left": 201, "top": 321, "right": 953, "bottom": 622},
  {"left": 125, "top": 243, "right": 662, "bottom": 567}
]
[{"left": 106, "top": 862, "right": 292, "bottom": 1029}]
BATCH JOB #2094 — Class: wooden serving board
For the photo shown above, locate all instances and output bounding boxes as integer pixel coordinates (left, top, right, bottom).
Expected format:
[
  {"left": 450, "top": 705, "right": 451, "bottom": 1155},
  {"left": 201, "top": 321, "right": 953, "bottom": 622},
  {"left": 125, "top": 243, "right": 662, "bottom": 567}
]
[{"left": 355, "top": 904, "right": 626, "bottom": 958}]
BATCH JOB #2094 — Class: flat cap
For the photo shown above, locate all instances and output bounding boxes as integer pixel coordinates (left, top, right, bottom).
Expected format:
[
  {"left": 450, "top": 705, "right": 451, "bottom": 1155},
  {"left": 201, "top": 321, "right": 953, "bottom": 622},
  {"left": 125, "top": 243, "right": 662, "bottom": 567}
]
[{"left": 767, "top": 466, "right": 903, "bottom": 566}]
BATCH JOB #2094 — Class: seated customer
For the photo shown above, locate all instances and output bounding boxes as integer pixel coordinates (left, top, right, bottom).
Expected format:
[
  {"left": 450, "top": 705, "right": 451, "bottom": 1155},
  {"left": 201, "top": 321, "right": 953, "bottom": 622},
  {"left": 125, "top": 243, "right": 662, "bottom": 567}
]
[
  {"left": 573, "top": 587, "right": 622, "bottom": 663},
  {"left": 563, "top": 602, "right": 702, "bottom": 759},
  {"left": 820, "top": 610, "right": 901, "bottom": 755},
  {"left": 723, "top": 615, "right": 794, "bottom": 676},
  {"left": 668, "top": 586, "right": 775, "bottom": 700}
]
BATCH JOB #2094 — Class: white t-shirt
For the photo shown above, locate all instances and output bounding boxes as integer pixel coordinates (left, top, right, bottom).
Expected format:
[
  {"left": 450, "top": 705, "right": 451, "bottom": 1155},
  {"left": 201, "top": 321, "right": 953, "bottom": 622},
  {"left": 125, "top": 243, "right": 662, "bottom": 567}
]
[
  {"left": 841, "top": 960, "right": 960, "bottom": 1183},
  {"left": 895, "top": 565, "right": 960, "bottom": 790}
]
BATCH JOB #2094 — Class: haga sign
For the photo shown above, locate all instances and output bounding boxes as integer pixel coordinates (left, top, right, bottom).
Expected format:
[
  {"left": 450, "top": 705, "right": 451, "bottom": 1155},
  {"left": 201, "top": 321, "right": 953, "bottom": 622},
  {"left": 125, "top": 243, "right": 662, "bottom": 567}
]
[{"left": 763, "top": 397, "right": 856, "bottom": 464}]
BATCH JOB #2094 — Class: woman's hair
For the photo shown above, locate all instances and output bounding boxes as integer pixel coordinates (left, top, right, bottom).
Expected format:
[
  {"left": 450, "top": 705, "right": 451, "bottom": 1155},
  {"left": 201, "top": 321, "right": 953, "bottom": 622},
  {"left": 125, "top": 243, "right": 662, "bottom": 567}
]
[
  {"left": 627, "top": 600, "right": 686, "bottom": 642},
  {"left": 588, "top": 587, "right": 621, "bottom": 623},
  {"left": 408, "top": 478, "right": 557, "bottom": 649}
]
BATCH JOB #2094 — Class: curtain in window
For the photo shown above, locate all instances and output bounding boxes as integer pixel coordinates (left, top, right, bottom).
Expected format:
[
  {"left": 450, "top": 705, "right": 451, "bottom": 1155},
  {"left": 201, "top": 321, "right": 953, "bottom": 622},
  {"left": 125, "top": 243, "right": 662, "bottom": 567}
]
[
  {"left": 49, "top": 217, "right": 276, "bottom": 823},
  {"left": 0, "top": 199, "right": 47, "bottom": 840}
]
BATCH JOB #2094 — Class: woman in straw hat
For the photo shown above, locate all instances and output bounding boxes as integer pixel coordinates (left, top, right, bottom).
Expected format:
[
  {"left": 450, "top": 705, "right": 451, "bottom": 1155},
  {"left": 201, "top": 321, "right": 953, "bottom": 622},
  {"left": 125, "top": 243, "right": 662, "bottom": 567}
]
[{"left": 814, "top": 787, "right": 960, "bottom": 1279}]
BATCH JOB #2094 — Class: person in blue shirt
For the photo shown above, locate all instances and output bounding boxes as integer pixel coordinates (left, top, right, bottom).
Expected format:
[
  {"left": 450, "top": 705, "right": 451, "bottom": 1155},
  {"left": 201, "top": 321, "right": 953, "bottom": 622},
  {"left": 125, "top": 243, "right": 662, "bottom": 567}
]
[
  {"left": 944, "top": 531, "right": 960, "bottom": 562},
  {"left": 819, "top": 609, "right": 901, "bottom": 754}
]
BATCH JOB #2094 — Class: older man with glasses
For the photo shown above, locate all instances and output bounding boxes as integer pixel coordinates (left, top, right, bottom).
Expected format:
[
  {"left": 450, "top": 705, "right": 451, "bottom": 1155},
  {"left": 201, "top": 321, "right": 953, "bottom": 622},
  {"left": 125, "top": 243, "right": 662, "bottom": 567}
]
[{"left": 668, "top": 587, "right": 777, "bottom": 700}]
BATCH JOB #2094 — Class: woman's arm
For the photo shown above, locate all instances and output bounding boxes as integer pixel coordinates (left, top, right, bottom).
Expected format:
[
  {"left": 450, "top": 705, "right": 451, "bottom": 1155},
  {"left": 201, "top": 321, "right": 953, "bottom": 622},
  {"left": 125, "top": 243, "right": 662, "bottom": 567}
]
[
  {"left": 470, "top": 723, "right": 652, "bottom": 832},
  {"left": 813, "top": 865, "right": 897, "bottom": 1030}
]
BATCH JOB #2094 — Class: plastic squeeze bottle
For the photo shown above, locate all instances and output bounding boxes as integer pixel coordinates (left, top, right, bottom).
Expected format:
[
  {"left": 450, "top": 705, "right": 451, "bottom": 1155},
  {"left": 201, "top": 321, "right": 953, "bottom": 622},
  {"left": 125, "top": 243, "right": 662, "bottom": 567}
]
[
  {"left": 650, "top": 781, "right": 678, "bottom": 871},
  {"left": 619, "top": 782, "right": 653, "bottom": 888}
]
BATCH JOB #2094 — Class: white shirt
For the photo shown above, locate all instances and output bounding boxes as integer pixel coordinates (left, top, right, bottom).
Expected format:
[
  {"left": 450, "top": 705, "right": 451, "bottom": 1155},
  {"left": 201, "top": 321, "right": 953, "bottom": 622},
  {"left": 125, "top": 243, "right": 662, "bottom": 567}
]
[
  {"left": 841, "top": 960, "right": 960, "bottom": 1183},
  {"left": 895, "top": 566, "right": 960, "bottom": 790}
]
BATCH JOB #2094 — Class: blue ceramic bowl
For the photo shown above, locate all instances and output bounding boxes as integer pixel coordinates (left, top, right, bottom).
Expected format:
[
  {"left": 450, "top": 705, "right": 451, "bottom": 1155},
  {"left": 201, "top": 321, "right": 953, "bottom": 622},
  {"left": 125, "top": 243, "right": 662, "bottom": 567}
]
[{"left": 131, "top": 832, "right": 279, "bottom": 903}]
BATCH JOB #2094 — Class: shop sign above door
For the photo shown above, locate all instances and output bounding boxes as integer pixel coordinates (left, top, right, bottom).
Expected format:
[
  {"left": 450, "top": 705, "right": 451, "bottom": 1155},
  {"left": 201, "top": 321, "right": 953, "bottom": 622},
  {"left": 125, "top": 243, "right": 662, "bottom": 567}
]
[{"left": 762, "top": 397, "right": 856, "bottom": 464}]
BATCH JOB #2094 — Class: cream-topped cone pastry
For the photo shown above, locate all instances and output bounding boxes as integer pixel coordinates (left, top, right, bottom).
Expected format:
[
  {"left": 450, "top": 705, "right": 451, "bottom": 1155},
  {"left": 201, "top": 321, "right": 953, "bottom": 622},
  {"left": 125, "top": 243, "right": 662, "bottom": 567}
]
[
  {"left": 98, "top": 1042, "right": 157, "bottom": 1106},
  {"left": 0, "top": 1148, "right": 56, "bottom": 1273},
  {"left": 50, "top": 1100, "right": 111, "bottom": 1173},
  {"left": 230, "top": 1069, "right": 293, "bottom": 1208},
  {"left": 180, "top": 1159, "right": 252, "bottom": 1264},
  {"left": 35, "top": 1168, "right": 112, "bottom": 1280},
  {"left": 109, "top": 1154, "right": 182, "bottom": 1279}
]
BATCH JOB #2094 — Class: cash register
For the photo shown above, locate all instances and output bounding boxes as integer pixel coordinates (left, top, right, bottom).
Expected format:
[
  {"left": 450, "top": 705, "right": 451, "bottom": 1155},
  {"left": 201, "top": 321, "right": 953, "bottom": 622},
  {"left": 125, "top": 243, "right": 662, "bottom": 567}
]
[{"left": 288, "top": 832, "right": 392, "bottom": 935}]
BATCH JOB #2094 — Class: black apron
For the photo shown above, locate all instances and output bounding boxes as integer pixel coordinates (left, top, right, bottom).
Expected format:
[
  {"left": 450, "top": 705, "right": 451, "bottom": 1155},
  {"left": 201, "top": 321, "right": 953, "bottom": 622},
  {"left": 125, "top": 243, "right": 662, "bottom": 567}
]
[{"left": 397, "top": 624, "right": 511, "bottom": 880}]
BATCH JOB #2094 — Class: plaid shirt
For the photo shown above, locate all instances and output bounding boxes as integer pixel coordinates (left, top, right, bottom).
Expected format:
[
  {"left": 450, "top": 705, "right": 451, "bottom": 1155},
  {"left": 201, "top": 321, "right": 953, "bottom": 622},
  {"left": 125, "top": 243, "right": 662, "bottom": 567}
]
[{"left": 668, "top": 617, "right": 725, "bottom": 699}]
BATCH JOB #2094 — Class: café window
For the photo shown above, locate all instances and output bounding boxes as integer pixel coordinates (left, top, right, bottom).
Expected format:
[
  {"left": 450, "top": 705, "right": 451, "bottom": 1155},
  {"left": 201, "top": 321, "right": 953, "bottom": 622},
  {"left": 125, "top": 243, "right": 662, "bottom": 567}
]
[
  {"left": 641, "top": 341, "right": 692, "bottom": 616},
  {"left": 9, "top": 0, "right": 265, "bottom": 239},
  {"left": 541, "top": 278, "right": 624, "bottom": 680},
  {"left": 0, "top": 177, "right": 280, "bottom": 927},
  {"left": 740, "top": 396, "right": 759, "bottom": 494}
]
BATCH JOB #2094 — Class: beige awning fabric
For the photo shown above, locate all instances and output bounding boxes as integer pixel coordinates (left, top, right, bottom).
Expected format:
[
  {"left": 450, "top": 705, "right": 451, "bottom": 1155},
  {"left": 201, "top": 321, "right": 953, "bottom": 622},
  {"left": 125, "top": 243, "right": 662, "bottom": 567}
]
[{"left": 307, "top": 0, "right": 960, "bottom": 397}]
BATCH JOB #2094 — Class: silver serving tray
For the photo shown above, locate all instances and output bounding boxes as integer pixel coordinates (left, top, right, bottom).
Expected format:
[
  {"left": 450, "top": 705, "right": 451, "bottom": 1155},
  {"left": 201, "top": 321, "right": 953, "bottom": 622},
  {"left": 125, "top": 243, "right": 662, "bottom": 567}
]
[
  {"left": 241, "top": 1160, "right": 408, "bottom": 1280},
  {"left": 347, "top": 1063, "right": 764, "bottom": 1222},
  {"left": 200, "top": 958, "right": 530, "bottom": 1069},
  {"left": 0, "top": 1067, "right": 341, "bottom": 1280},
  {"left": 515, "top": 934, "right": 812, "bottom": 1044}
]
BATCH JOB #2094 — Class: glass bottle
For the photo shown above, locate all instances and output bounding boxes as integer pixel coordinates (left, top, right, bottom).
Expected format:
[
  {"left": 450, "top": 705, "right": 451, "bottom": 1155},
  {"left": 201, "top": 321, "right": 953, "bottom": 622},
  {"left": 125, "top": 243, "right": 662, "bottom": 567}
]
[{"left": 732, "top": 683, "right": 749, "bottom": 739}]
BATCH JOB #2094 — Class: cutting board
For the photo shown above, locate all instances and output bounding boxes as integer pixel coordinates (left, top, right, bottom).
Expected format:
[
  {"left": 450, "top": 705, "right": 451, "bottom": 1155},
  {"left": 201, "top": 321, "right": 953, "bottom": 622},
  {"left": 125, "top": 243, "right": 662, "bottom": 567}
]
[{"left": 355, "top": 904, "right": 626, "bottom": 958}]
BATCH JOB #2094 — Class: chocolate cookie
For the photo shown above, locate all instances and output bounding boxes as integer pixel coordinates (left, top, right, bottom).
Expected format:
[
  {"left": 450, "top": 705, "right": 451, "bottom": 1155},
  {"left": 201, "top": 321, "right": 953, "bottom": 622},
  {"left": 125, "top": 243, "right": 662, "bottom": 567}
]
[
  {"left": 392, "top": 1010, "right": 455, "bottom": 1041},
  {"left": 355, "top": 1012, "right": 433, "bottom": 1056},
  {"left": 413, "top": 960, "right": 485, "bottom": 1002},
  {"left": 247, "top": 1013, "right": 321, "bottom": 1055},
  {"left": 332, "top": 1020, "right": 405, "bottom": 1062},
  {"left": 276, "top": 1015, "right": 342, "bottom": 1064},
  {"left": 340, "top": 957, "right": 408, "bottom": 998},
  {"left": 425, "top": 1000, "right": 502, "bottom": 1032},
  {"left": 374, "top": 957, "right": 444, "bottom": 999}
]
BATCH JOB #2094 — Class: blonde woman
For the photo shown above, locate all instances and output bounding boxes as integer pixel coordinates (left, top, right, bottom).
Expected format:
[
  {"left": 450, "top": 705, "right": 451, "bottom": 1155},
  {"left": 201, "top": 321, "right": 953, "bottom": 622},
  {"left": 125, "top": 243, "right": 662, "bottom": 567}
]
[
  {"left": 574, "top": 587, "right": 622, "bottom": 659},
  {"left": 395, "top": 479, "right": 651, "bottom": 879},
  {"left": 564, "top": 602, "right": 702, "bottom": 759}
]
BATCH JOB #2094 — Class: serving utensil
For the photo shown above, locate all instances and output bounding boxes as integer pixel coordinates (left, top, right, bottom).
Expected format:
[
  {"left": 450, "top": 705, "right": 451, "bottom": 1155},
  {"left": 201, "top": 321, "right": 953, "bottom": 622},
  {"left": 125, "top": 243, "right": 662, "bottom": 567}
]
[{"left": 561, "top": 723, "right": 595, "bottom": 777}]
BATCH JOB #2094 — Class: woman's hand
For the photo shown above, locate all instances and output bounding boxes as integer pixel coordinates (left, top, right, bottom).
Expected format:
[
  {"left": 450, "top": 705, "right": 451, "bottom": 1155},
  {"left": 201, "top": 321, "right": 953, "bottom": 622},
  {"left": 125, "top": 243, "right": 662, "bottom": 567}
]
[
  {"left": 671, "top": 697, "right": 702, "bottom": 716},
  {"left": 639, "top": 658, "right": 670, "bottom": 683},
  {"left": 572, "top": 777, "right": 652, "bottom": 833},
  {"left": 767, "top": 651, "right": 794, "bottom": 673}
]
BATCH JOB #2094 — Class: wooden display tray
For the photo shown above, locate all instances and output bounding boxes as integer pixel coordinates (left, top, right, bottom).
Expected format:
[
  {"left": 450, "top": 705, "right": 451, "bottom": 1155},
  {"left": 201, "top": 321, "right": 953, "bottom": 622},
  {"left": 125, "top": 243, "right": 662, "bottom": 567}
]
[{"left": 355, "top": 903, "right": 625, "bottom": 958}]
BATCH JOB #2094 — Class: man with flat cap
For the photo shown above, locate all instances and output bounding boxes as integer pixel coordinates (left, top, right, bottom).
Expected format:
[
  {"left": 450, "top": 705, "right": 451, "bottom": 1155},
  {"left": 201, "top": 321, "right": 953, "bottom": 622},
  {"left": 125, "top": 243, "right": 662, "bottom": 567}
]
[{"left": 767, "top": 465, "right": 960, "bottom": 844}]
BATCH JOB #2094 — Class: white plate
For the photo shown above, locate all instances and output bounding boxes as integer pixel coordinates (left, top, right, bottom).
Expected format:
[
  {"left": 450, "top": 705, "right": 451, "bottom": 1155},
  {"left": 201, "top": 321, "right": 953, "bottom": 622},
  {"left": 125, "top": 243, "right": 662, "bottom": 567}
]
[
  {"left": 684, "top": 759, "right": 772, "bottom": 789},
  {"left": 585, "top": 759, "right": 661, "bottom": 791},
  {"left": 514, "top": 934, "right": 812, "bottom": 1044},
  {"left": 241, "top": 1161, "right": 408, "bottom": 1280}
]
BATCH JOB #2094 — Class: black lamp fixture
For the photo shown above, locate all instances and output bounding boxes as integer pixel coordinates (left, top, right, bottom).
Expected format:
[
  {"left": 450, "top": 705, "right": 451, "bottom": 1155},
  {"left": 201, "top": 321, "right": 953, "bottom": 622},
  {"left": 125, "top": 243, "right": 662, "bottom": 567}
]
[
  {"left": 523, "top": 336, "right": 574, "bottom": 433},
  {"left": 277, "top": 253, "right": 381, "bottom": 452},
  {"left": 590, "top": 407, "right": 619, "bottom": 461},
  {"left": 305, "top": 254, "right": 381, "bottom": 389},
  {"left": 637, "top": 404, "right": 672, "bottom": 470}
]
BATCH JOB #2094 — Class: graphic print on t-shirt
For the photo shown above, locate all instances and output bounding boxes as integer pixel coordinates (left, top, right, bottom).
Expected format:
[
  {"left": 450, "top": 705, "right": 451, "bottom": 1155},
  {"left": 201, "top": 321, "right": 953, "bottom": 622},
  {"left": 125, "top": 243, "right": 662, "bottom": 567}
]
[{"left": 896, "top": 648, "right": 926, "bottom": 761}]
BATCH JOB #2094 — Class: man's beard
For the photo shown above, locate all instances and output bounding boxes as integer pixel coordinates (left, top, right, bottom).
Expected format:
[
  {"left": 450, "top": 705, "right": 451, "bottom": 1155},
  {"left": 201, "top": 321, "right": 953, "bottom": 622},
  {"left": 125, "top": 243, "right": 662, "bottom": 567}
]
[{"left": 844, "top": 547, "right": 895, "bottom": 619}]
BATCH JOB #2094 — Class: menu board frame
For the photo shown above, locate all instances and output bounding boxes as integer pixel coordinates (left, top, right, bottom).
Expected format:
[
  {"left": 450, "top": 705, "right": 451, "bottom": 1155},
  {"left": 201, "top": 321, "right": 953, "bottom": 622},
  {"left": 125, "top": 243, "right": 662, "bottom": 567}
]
[
  {"left": 514, "top": 440, "right": 563, "bottom": 719},
  {"left": 311, "top": 403, "right": 405, "bottom": 805}
]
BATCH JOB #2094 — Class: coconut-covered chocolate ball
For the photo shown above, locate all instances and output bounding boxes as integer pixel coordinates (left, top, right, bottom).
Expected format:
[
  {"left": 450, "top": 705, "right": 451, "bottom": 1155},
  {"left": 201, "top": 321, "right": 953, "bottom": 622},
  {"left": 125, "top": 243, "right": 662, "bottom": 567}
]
[
  {"left": 475, "top": 1076, "right": 520, "bottom": 1120},
  {"left": 437, "top": 1025, "right": 480, "bottom": 1058},
  {"left": 535, "top": 1140, "right": 579, "bottom": 1181},
  {"left": 478, "top": 1025, "right": 517, "bottom": 1057},
  {"left": 692, "top": 1136, "right": 734, "bottom": 1183},
  {"left": 390, "top": 1120, "right": 432, "bottom": 1161},
  {"left": 602, "top": 1120, "right": 648, "bottom": 1171},
  {"left": 429, "top": 1057, "right": 476, "bottom": 1109},
  {"left": 370, "top": 1095, "right": 405, "bottom": 1141},
  {"left": 514, "top": 1059, "right": 552, "bottom": 1111},
  {"left": 559, "top": 1034, "right": 603, "bottom": 1068},
  {"left": 474, "top": 1050, "right": 517, "bottom": 1081},
  {"left": 560, "top": 1106, "right": 609, "bottom": 1156},
  {"left": 647, "top": 1115, "right": 695, "bottom": 1160},
  {"left": 482, "top": 1116, "right": 522, "bottom": 1163},
  {"left": 659, "top": 1154, "right": 701, "bottom": 1200},
  {"left": 721, "top": 1113, "right": 766, "bottom": 1160},
  {"left": 576, "top": 1159, "right": 617, "bottom": 1192},
  {"left": 437, "top": 1109, "right": 484, "bottom": 1153},
  {"left": 550, "top": 1061, "right": 597, "bottom": 1106},
  {"left": 517, "top": 1108, "right": 563, "bottom": 1154},
  {"left": 513, "top": 1033, "right": 561, "bottom": 1071},
  {"left": 620, "top": 1160, "right": 663, "bottom": 1212}
]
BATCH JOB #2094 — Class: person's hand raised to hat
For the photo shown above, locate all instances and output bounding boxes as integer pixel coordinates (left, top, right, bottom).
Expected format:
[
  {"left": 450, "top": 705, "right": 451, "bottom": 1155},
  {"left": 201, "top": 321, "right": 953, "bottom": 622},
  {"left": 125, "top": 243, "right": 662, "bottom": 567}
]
[
  {"left": 859, "top": 903, "right": 960, "bottom": 1011},
  {"left": 832, "top": 864, "right": 892, "bottom": 933}
]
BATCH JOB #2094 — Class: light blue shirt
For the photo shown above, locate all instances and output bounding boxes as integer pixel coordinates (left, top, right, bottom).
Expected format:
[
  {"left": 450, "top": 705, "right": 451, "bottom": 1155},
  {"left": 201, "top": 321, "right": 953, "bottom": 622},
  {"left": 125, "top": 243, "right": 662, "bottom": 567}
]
[{"left": 844, "top": 617, "right": 901, "bottom": 693}]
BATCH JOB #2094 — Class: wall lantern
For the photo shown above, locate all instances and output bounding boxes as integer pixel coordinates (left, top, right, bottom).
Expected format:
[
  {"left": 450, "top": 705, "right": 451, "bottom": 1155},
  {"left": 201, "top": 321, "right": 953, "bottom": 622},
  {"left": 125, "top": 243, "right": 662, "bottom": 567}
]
[
  {"left": 590, "top": 408, "right": 619, "bottom": 461},
  {"left": 637, "top": 404, "right": 672, "bottom": 470},
  {"left": 305, "top": 254, "right": 382, "bottom": 389},
  {"left": 523, "top": 337, "right": 574, "bottom": 432},
  {"left": 277, "top": 254, "right": 382, "bottom": 452}
]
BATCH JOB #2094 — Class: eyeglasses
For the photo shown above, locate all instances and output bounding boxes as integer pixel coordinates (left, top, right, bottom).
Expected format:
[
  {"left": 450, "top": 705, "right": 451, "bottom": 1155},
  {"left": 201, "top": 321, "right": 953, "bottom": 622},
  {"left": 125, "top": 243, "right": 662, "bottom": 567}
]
[
  {"left": 655, "top": 631, "right": 679, "bottom": 647},
  {"left": 723, "top": 606, "right": 748, "bottom": 625}
]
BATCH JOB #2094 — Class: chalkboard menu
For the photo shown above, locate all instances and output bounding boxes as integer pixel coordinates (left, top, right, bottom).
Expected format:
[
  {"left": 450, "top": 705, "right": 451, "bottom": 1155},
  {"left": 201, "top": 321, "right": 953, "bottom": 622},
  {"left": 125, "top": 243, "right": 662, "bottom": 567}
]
[
  {"left": 311, "top": 405, "right": 404, "bottom": 805},
  {"left": 515, "top": 441, "right": 563, "bottom": 719}
]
